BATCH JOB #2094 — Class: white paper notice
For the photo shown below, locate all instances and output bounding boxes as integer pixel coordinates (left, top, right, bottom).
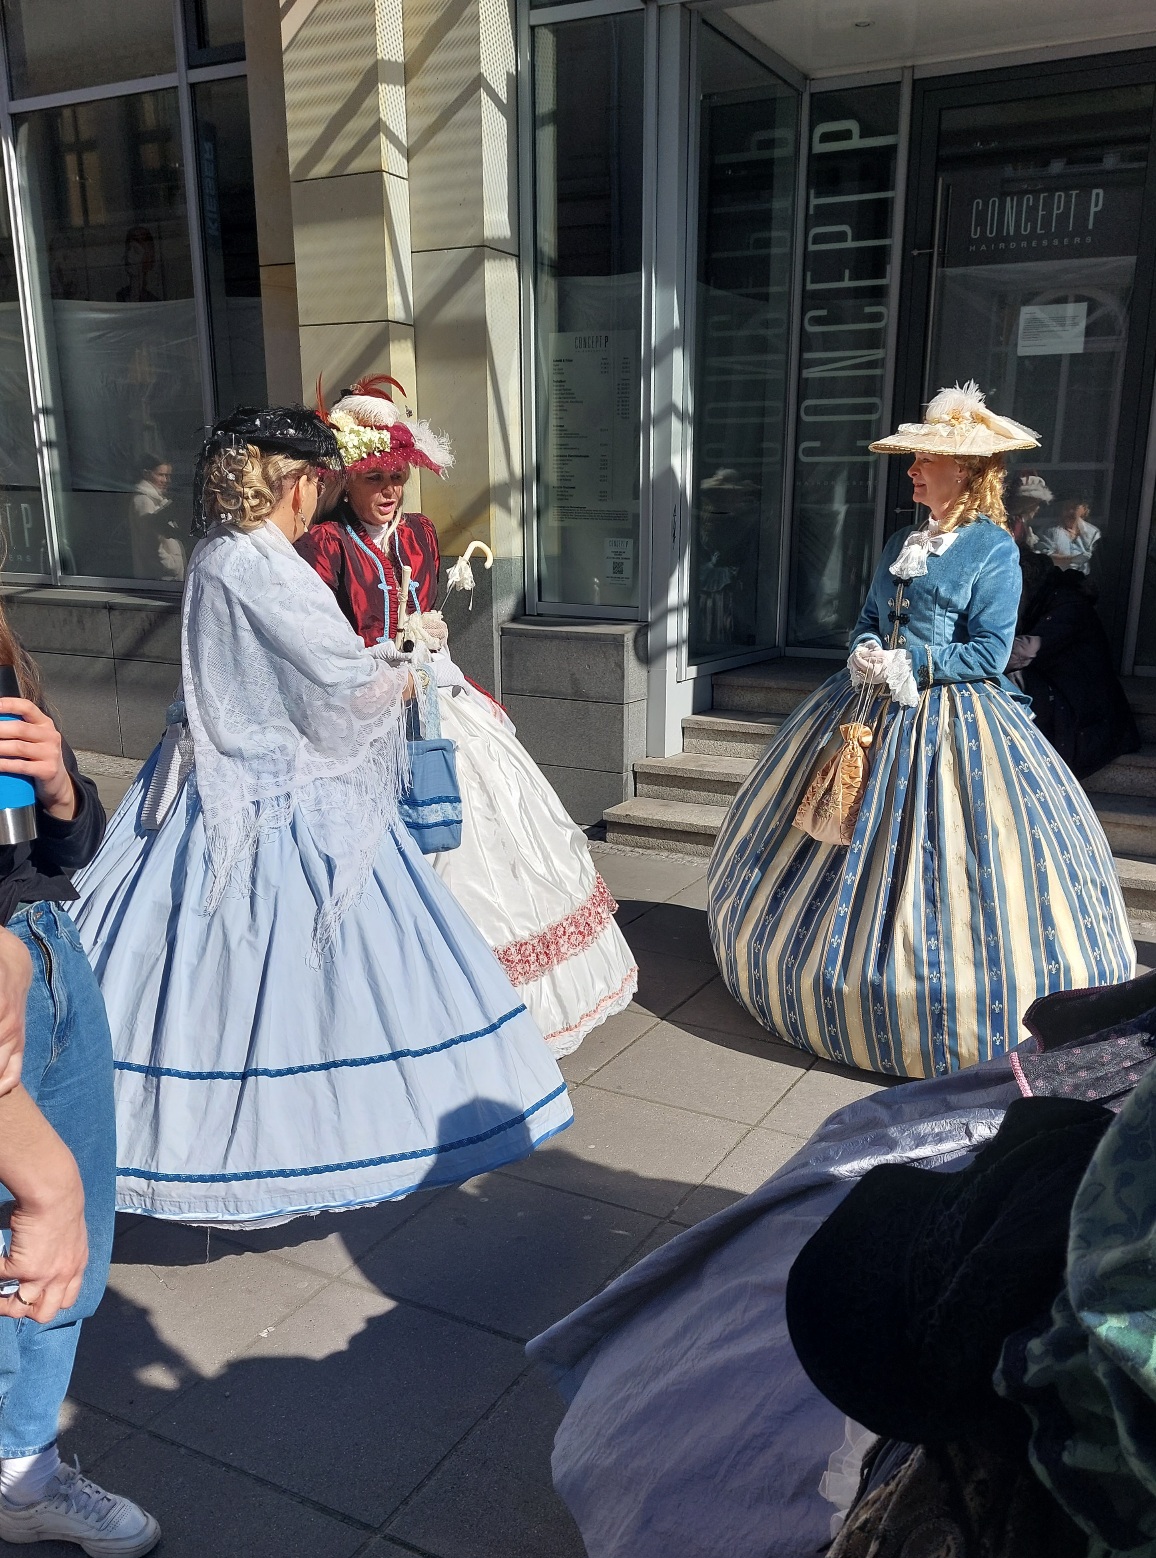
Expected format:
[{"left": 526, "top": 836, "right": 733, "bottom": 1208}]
[
  {"left": 547, "top": 331, "right": 637, "bottom": 516},
  {"left": 603, "top": 537, "right": 634, "bottom": 585},
  {"left": 1016, "top": 301, "right": 1088, "bottom": 357}
]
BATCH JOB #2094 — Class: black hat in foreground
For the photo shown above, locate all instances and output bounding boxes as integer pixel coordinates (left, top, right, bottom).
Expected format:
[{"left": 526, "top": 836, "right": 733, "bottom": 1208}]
[
  {"left": 785, "top": 1095, "right": 1111, "bottom": 1446},
  {"left": 193, "top": 405, "right": 342, "bottom": 533}
]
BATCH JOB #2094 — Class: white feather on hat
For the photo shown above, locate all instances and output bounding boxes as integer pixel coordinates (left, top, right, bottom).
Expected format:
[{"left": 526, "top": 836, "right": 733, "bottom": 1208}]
[
  {"left": 330, "top": 392, "right": 404, "bottom": 428},
  {"left": 870, "top": 380, "right": 1040, "bottom": 457}
]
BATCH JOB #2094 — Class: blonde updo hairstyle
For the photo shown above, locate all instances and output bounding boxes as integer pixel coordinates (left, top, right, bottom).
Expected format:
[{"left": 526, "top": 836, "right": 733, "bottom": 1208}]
[
  {"left": 939, "top": 454, "right": 1008, "bottom": 534},
  {"left": 200, "top": 442, "right": 313, "bottom": 532}
]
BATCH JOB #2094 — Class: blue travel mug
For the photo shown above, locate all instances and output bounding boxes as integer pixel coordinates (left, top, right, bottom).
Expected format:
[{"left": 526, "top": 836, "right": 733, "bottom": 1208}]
[{"left": 0, "top": 665, "right": 37, "bottom": 845}]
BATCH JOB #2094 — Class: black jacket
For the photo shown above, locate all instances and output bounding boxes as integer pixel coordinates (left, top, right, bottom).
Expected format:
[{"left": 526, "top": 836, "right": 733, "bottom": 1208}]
[
  {"left": 0, "top": 737, "right": 105, "bottom": 926},
  {"left": 1017, "top": 550, "right": 1140, "bottom": 779}
]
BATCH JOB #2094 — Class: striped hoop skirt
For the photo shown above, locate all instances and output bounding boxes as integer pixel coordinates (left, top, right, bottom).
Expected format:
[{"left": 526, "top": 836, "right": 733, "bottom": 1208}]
[{"left": 708, "top": 672, "right": 1135, "bottom": 1078}]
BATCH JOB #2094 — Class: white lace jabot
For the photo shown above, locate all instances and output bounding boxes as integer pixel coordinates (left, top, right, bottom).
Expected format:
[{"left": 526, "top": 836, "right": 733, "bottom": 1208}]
[{"left": 889, "top": 521, "right": 959, "bottom": 581}]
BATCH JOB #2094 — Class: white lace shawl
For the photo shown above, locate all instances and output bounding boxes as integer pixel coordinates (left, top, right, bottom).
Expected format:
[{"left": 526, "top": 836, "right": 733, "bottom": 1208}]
[{"left": 182, "top": 522, "right": 409, "bottom": 959}]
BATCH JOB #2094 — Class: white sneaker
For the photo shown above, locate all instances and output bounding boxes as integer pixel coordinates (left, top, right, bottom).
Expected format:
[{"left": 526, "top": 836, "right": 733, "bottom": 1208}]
[{"left": 0, "top": 1460, "right": 160, "bottom": 1555}]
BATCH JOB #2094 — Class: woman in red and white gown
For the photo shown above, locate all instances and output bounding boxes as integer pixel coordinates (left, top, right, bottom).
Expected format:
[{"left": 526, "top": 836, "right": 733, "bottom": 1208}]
[{"left": 298, "top": 378, "right": 638, "bottom": 1056}]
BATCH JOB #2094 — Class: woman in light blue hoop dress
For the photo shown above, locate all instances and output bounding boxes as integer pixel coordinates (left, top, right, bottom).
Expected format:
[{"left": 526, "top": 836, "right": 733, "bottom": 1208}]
[{"left": 72, "top": 408, "right": 572, "bottom": 1226}]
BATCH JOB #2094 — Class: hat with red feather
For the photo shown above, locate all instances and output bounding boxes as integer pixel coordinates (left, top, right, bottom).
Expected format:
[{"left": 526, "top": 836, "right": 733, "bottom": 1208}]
[{"left": 322, "top": 374, "right": 453, "bottom": 476}]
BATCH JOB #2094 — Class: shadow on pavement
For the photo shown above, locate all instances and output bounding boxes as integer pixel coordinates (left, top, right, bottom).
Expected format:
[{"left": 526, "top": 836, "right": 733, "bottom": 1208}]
[{"left": 52, "top": 1110, "right": 721, "bottom": 1558}]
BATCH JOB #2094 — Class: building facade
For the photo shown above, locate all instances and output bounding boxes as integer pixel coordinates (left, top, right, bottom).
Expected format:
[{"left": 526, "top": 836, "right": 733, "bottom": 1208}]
[{"left": 2, "top": 0, "right": 1156, "bottom": 823}]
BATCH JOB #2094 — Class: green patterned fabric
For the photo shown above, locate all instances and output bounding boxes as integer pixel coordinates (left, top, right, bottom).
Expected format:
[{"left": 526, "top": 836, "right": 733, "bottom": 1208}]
[{"left": 997, "top": 1060, "right": 1156, "bottom": 1557}]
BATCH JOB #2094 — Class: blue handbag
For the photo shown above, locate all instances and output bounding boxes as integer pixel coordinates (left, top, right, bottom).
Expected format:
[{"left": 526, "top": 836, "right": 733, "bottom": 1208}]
[{"left": 398, "top": 667, "right": 463, "bottom": 854}]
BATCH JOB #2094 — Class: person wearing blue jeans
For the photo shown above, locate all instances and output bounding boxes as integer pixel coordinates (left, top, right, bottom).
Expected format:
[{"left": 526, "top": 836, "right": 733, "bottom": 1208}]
[{"left": 0, "top": 632, "right": 159, "bottom": 1557}]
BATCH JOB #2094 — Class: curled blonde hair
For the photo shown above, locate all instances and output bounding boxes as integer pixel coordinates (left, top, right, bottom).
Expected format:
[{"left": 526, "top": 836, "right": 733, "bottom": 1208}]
[
  {"left": 200, "top": 443, "right": 312, "bottom": 531},
  {"left": 939, "top": 454, "right": 1008, "bottom": 533}
]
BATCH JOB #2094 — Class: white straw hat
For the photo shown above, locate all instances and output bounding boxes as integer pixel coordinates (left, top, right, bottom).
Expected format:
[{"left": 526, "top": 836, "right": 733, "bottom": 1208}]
[{"left": 870, "top": 381, "right": 1040, "bottom": 457}]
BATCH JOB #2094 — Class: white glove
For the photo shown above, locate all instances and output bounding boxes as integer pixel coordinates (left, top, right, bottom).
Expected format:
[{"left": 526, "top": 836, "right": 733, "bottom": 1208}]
[
  {"left": 430, "top": 647, "right": 466, "bottom": 691},
  {"left": 848, "top": 641, "right": 886, "bottom": 683}
]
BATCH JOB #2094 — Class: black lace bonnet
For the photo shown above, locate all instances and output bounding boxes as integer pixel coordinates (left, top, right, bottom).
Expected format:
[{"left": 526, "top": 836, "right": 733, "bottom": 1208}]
[{"left": 192, "top": 406, "right": 343, "bottom": 534}]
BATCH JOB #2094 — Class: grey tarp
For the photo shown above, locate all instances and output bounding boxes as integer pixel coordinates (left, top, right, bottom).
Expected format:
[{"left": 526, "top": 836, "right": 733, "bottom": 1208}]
[{"left": 527, "top": 1056, "right": 1020, "bottom": 1558}]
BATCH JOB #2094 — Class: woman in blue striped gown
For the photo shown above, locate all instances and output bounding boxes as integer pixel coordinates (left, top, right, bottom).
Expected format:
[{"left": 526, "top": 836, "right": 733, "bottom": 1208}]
[{"left": 708, "top": 384, "right": 1134, "bottom": 1078}]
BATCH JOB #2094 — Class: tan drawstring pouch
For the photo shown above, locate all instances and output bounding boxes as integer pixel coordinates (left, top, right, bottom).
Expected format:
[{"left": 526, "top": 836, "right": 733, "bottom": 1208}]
[{"left": 793, "top": 681, "right": 877, "bottom": 847}]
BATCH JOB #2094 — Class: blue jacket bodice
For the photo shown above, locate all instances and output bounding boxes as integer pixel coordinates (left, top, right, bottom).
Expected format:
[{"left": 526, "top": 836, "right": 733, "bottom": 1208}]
[{"left": 851, "top": 517, "right": 1021, "bottom": 689}]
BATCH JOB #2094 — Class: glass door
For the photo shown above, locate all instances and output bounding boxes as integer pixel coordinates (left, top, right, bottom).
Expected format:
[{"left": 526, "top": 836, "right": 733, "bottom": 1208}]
[
  {"left": 923, "top": 84, "right": 1154, "bottom": 648},
  {"left": 685, "top": 23, "right": 799, "bottom": 663}
]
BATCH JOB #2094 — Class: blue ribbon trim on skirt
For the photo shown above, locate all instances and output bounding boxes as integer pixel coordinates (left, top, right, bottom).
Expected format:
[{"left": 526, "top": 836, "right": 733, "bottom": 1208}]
[
  {"left": 114, "top": 1004, "right": 529, "bottom": 1081},
  {"left": 116, "top": 1081, "right": 570, "bottom": 1183}
]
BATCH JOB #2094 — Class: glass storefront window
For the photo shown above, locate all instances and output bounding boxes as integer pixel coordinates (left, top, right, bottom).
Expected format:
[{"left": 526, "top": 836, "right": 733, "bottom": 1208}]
[
  {"left": 927, "top": 85, "right": 1153, "bottom": 653},
  {"left": 15, "top": 89, "right": 204, "bottom": 583},
  {"left": 0, "top": 161, "right": 48, "bottom": 575},
  {"left": 1, "top": 0, "right": 176, "bottom": 100},
  {"left": 193, "top": 78, "right": 266, "bottom": 414},
  {"left": 532, "top": 12, "right": 645, "bottom": 610},
  {"left": 185, "top": 0, "right": 246, "bottom": 67},
  {"left": 687, "top": 24, "right": 799, "bottom": 662},
  {"left": 787, "top": 83, "right": 900, "bottom": 649}
]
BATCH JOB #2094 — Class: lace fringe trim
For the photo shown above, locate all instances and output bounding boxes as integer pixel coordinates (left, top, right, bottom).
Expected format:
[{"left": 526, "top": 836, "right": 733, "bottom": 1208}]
[
  {"left": 544, "top": 963, "right": 639, "bottom": 1056},
  {"left": 494, "top": 875, "right": 620, "bottom": 987}
]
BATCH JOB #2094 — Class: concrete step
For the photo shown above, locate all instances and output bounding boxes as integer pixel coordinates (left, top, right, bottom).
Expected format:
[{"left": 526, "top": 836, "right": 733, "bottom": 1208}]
[
  {"left": 603, "top": 796, "right": 727, "bottom": 858},
  {"left": 1121, "top": 678, "right": 1156, "bottom": 743},
  {"left": 716, "top": 665, "right": 1156, "bottom": 762},
  {"left": 631, "top": 752, "right": 1156, "bottom": 852},
  {"left": 1086, "top": 745, "right": 1156, "bottom": 798},
  {"left": 1115, "top": 855, "right": 1156, "bottom": 923},
  {"left": 711, "top": 658, "right": 832, "bottom": 716},
  {"left": 682, "top": 711, "right": 779, "bottom": 759},
  {"left": 1085, "top": 793, "right": 1156, "bottom": 859},
  {"left": 634, "top": 752, "right": 752, "bottom": 807}
]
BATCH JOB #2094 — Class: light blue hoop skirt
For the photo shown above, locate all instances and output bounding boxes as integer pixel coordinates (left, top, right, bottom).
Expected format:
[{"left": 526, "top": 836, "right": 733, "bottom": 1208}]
[
  {"left": 72, "top": 748, "right": 573, "bottom": 1225},
  {"left": 708, "top": 673, "right": 1135, "bottom": 1078}
]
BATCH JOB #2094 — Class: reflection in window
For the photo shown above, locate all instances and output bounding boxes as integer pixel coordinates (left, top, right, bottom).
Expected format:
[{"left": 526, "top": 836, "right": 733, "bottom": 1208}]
[
  {"left": 193, "top": 78, "right": 266, "bottom": 414},
  {"left": 0, "top": 163, "right": 49, "bottom": 576},
  {"left": 687, "top": 24, "right": 799, "bottom": 662},
  {"left": 533, "top": 13, "right": 644, "bottom": 609},
  {"left": 185, "top": 0, "right": 246, "bottom": 66},
  {"left": 16, "top": 90, "right": 203, "bottom": 583},
  {"left": 1, "top": 0, "right": 176, "bottom": 100},
  {"left": 930, "top": 85, "right": 1153, "bottom": 660},
  {"left": 787, "top": 84, "right": 900, "bottom": 649}
]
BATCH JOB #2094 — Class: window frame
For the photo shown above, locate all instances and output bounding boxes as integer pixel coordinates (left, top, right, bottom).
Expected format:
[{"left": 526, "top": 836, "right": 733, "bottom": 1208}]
[{"left": 0, "top": 0, "right": 250, "bottom": 591}]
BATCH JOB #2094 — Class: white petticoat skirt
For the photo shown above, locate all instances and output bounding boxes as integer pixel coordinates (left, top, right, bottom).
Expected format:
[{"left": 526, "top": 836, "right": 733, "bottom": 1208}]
[{"left": 430, "top": 685, "right": 638, "bottom": 1057}]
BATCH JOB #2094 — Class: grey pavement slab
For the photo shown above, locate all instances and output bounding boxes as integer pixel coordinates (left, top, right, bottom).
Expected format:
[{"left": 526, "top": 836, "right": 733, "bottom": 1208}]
[
  {"left": 670, "top": 1127, "right": 809, "bottom": 1226},
  {"left": 667, "top": 973, "right": 801, "bottom": 1044},
  {"left": 667, "top": 874, "right": 710, "bottom": 911},
  {"left": 71, "top": 1221, "right": 327, "bottom": 1426},
  {"left": 82, "top": 1432, "right": 370, "bottom": 1558},
  {"left": 558, "top": 1002, "right": 657, "bottom": 1085},
  {"left": 760, "top": 1061, "right": 890, "bottom": 1138},
  {"left": 57, "top": 1399, "right": 135, "bottom": 1470},
  {"left": 153, "top": 1283, "right": 527, "bottom": 1527},
  {"left": 588, "top": 842, "right": 705, "bottom": 907},
  {"left": 386, "top": 1369, "right": 585, "bottom": 1558},
  {"left": 632, "top": 947, "right": 717, "bottom": 1019},
  {"left": 591, "top": 1019, "right": 809, "bottom": 1124},
  {"left": 499, "top": 1083, "right": 746, "bottom": 1217},
  {"left": 623, "top": 899, "right": 718, "bottom": 964},
  {"left": 355, "top": 1173, "right": 656, "bottom": 1340},
  {"left": 218, "top": 1189, "right": 448, "bottom": 1279}
]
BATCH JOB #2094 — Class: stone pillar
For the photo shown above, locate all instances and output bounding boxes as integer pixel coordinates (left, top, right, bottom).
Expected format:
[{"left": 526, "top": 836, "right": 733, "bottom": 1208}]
[
  {"left": 242, "top": 0, "right": 302, "bottom": 403},
  {"left": 278, "top": 0, "right": 417, "bottom": 426},
  {"left": 403, "top": 0, "right": 524, "bottom": 693}
]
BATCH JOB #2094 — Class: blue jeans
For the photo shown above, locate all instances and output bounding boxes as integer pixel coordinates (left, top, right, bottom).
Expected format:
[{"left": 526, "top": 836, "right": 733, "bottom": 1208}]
[{"left": 0, "top": 903, "right": 115, "bottom": 1457}]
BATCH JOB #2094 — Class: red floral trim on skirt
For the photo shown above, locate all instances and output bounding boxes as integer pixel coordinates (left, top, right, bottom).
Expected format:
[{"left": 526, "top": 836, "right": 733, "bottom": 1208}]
[{"left": 494, "top": 875, "right": 619, "bottom": 987}]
